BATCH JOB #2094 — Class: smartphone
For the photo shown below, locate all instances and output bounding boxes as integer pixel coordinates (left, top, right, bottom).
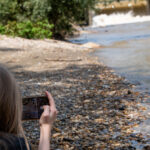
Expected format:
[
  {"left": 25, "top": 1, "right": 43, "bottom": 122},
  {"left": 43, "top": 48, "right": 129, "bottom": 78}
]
[{"left": 22, "top": 96, "right": 49, "bottom": 120}]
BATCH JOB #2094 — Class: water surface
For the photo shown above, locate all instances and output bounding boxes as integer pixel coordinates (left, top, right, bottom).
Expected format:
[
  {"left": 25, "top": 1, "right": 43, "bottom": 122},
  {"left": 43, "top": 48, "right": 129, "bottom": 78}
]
[
  {"left": 70, "top": 13, "right": 150, "bottom": 149},
  {"left": 70, "top": 17, "right": 150, "bottom": 93}
]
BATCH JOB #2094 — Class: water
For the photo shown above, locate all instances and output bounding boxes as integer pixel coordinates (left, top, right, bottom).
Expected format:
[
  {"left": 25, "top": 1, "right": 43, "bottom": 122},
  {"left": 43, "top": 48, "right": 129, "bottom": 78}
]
[
  {"left": 70, "top": 12, "right": 150, "bottom": 93},
  {"left": 70, "top": 13, "right": 150, "bottom": 147},
  {"left": 94, "top": 38, "right": 150, "bottom": 93},
  {"left": 92, "top": 11, "right": 150, "bottom": 27}
]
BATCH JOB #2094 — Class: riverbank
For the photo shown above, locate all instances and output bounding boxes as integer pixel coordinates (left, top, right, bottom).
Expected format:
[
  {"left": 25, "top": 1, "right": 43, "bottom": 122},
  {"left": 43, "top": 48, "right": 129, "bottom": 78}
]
[
  {"left": 0, "top": 35, "right": 149, "bottom": 149},
  {"left": 96, "top": 0, "right": 147, "bottom": 15}
]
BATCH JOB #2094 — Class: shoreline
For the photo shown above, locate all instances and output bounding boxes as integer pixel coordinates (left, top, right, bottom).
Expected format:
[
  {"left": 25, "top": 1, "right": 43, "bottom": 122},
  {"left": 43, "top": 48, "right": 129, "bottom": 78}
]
[
  {"left": 96, "top": 0, "right": 147, "bottom": 15},
  {"left": 0, "top": 35, "right": 148, "bottom": 149}
]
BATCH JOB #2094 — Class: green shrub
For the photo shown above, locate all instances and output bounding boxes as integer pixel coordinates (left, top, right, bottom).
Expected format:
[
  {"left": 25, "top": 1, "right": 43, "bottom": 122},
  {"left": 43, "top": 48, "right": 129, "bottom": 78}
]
[
  {"left": 0, "top": 21, "right": 53, "bottom": 39},
  {"left": 0, "top": 0, "right": 18, "bottom": 24},
  {"left": 30, "top": 0, "right": 97, "bottom": 38},
  {"left": 0, "top": 0, "right": 97, "bottom": 38},
  {"left": 0, "top": 25, "right": 5, "bottom": 34}
]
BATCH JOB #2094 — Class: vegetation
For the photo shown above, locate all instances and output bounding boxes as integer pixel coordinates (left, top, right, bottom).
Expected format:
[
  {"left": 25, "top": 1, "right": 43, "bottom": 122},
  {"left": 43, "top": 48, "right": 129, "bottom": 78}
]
[
  {"left": 0, "top": 21, "right": 53, "bottom": 39},
  {"left": 0, "top": 0, "right": 97, "bottom": 39}
]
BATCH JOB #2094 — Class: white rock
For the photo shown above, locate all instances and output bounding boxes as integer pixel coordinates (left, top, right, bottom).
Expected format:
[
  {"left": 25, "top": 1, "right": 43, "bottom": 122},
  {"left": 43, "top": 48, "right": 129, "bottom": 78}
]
[{"left": 81, "top": 42, "right": 101, "bottom": 49}]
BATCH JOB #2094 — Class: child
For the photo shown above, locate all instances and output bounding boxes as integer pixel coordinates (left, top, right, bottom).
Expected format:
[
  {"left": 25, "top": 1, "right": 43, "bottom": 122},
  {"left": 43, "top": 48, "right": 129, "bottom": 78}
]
[{"left": 0, "top": 64, "right": 57, "bottom": 150}]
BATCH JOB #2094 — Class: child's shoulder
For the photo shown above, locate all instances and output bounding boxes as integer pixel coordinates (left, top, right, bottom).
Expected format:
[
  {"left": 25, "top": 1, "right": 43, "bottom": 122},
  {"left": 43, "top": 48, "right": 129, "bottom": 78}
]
[{"left": 0, "top": 133, "right": 31, "bottom": 150}]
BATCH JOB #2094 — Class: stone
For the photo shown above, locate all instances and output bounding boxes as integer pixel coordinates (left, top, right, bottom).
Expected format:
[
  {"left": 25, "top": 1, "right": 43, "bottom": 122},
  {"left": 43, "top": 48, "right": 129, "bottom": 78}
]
[{"left": 81, "top": 42, "right": 101, "bottom": 49}]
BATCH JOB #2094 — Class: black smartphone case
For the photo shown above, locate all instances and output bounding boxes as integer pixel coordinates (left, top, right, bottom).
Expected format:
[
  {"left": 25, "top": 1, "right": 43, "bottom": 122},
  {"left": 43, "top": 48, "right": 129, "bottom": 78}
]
[{"left": 22, "top": 96, "right": 49, "bottom": 120}]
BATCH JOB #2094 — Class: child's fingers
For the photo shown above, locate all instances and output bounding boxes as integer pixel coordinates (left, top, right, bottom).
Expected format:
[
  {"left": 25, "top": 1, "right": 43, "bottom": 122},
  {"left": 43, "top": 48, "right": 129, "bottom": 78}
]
[
  {"left": 42, "top": 105, "right": 50, "bottom": 116},
  {"left": 45, "top": 91, "right": 56, "bottom": 108}
]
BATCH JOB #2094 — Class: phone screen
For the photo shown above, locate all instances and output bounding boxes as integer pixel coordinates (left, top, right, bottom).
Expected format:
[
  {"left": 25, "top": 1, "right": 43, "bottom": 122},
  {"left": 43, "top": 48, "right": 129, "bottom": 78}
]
[{"left": 22, "top": 96, "right": 49, "bottom": 120}]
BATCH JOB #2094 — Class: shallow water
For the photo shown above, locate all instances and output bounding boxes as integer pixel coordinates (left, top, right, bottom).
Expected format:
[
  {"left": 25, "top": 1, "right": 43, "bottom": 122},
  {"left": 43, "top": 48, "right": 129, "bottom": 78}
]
[
  {"left": 94, "top": 38, "right": 150, "bottom": 93},
  {"left": 70, "top": 20, "right": 150, "bottom": 94},
  {"left": 70, "top": 13, "right": 150, "bottom": 147}
]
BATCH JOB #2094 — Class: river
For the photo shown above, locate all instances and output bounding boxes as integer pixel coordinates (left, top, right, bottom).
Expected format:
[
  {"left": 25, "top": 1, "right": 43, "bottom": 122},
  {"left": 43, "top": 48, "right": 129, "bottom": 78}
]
[
  {"left": 70, "top": 12, "right": 150, "bottom": 94},
  {"left": 70, "top": 12, "right": 150, "bottom": 148}
]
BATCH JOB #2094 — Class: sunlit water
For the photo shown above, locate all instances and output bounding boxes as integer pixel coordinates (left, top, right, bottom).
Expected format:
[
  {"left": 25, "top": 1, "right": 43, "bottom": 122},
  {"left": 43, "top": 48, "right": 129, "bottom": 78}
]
[
  {"left": 94, "top": 38, "right": 150, "bottom": 93},
  {"left": 70, "top": 13, "right": 150, "bottom": 93},
  {"left": 70, "top": 13, "right": 150, "bottom": 147},
  {"left": 92, "top": 11, "right": 150, "bottom": 27}
]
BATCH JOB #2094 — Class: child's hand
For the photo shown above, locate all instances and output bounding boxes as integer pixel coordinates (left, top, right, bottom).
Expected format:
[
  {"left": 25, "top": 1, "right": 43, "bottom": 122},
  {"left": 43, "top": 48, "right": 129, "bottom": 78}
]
[{"left": 39, "top": 91, "right": 57, "bottom": 129}]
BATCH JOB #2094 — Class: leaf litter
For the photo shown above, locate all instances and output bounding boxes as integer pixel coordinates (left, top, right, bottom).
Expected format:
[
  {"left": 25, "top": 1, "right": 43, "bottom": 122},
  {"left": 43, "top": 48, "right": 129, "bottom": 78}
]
[{"left": 0, "top": 36, "right": 149, "bottom": 150}]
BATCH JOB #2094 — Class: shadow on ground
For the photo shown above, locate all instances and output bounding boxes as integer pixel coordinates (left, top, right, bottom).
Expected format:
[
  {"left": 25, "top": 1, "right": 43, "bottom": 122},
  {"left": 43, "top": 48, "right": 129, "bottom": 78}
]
[
  {"left": 0, "top": 47, "right": 21, "bottom": 52},
  {"left": 8, "top": 63, "right": 145, "bottom": 150}
]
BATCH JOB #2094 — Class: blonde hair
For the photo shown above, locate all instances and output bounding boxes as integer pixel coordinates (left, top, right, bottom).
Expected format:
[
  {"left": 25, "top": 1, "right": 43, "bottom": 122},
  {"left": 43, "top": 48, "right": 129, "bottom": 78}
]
[{"left": 0, "top": 64, "right": 30, "bottom": 150}]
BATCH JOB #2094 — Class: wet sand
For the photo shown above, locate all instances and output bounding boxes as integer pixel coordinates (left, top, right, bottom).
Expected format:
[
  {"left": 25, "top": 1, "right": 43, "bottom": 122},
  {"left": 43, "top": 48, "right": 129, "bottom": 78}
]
[{"left": 0, "top": 35, "right": 149, "bottom": 149}]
